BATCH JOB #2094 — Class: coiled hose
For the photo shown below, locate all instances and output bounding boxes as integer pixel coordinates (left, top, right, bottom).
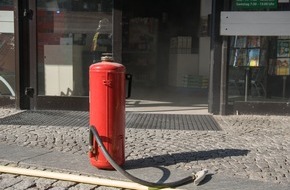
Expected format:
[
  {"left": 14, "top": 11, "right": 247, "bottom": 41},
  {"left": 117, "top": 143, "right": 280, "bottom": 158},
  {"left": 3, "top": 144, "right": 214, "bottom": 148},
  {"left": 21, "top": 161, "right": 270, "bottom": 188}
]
[{"left": 89, "top": 125, "right": 195, "bottom": 188}]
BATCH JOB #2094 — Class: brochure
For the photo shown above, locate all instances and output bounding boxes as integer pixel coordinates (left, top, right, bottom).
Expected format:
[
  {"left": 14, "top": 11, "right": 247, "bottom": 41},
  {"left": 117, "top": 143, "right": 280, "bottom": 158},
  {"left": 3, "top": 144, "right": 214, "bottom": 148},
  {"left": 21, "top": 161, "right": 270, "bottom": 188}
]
[
  {"left": 276, "top": 58, "right": 290, "bottom": 75},
  {"left": 233, "top": 49, "right": 247, "bottom": 66},
  {"left": 247, "top": 36, "right": 260, "bottom": 48},
  {"left": 277, "top": 39, "right": 290, "bottom": 58},
  {"left": 248, "top": 49, "right": 260, "bottom": 67},
  {"left": 233, "top": 36, "right": 247, "bottom": 48}
]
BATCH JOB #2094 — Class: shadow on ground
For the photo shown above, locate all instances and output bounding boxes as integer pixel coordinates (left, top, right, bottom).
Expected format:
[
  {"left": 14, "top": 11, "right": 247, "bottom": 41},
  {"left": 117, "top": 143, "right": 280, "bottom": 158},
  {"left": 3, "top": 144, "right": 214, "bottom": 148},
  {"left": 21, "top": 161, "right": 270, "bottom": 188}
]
[{"left": 124, "top": 148, "right": 250, "bottom": 169}]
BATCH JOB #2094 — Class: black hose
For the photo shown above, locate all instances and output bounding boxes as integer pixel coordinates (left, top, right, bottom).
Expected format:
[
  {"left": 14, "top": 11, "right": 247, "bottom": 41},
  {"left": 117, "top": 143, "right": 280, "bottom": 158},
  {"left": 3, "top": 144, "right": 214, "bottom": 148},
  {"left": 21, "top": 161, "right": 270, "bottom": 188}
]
[{"left": 89, "top": 125, "right": 194, "bottom": 188}]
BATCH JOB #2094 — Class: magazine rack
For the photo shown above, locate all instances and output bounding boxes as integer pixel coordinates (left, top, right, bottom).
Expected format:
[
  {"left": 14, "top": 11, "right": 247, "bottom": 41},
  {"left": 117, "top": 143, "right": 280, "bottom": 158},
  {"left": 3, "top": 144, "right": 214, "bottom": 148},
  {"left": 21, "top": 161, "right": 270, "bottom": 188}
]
[
  {"left": 244, "top": 67, "right": 250, "bottom": 101},
  {"left": 229, "top": 36, "right": 267, "bottom": 101},
  {"left": 276, "top": 38, "right": 290, "bottom": 98},
  {"left": 268, "top": 37, "right": 290, "bottom": 99},
  {"left": 239, "top": 67, "right": 266, "bottom": 101}
]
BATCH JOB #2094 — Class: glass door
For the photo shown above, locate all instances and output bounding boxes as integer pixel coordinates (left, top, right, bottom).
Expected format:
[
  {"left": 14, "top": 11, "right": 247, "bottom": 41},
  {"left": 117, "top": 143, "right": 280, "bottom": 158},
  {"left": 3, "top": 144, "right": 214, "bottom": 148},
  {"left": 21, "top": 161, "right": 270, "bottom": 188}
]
[
  {"left": 0, "top": 0, "right": 15, "bottom": 106},
  {"left": 26, "top": 0, "right": 119, "bottom": 110}
]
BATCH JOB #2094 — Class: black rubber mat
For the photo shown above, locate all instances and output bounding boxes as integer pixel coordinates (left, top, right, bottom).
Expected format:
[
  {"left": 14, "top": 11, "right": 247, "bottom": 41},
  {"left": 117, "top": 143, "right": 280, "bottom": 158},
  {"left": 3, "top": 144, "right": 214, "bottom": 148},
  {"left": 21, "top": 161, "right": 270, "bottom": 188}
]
[
  {"left": 0, "top": 111, "right": 221, "bottom": 131},
  {"left": 0, "top": 110, "right": 88, "bottom": 127},
  {"left": 126, "top": 112, "right": 221, "bottom": 131}
]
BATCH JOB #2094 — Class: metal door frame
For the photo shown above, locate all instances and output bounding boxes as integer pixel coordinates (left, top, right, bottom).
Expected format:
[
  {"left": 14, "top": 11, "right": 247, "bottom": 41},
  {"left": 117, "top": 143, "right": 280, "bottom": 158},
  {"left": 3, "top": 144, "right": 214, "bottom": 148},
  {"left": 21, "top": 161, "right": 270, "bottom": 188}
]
[{"left": 14, "top": 0, "right": 122, "bottom": 111}]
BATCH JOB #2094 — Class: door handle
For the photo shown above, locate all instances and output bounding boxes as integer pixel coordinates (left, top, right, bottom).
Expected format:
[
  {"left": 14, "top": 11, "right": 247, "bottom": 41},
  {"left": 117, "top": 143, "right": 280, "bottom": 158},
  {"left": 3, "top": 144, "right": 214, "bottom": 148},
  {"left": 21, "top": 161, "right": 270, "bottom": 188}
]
[
  {"left": 23, "top": 9, "right": 33, "bottom": 20},
  {"left": 125, "top": 74, "right": 132, "bottom": 99}
]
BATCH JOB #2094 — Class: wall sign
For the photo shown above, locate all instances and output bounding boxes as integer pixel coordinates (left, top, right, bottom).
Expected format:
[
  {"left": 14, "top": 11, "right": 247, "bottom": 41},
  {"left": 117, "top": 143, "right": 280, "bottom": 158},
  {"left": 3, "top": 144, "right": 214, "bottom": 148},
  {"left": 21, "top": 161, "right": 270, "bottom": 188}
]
[
  {"left": 220, "top": 11, "right": 290, "bottom": 36},
  {"left": 234, "top": 0, "right": 277, "bottom": 10}
]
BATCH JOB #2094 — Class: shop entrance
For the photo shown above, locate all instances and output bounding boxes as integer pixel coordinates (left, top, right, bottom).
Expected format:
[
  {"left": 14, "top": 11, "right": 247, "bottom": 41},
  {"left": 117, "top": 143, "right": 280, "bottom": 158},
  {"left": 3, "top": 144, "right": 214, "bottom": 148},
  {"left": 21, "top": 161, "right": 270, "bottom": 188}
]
[
  {"left": 10, "top": 0, "right": 210, "bottom": 113},
  {"left": 122, "top": 0, "right": 209, "bottom": 114},
  {"left": 15, "top": 0, "right": 121, "bottom": 110}
]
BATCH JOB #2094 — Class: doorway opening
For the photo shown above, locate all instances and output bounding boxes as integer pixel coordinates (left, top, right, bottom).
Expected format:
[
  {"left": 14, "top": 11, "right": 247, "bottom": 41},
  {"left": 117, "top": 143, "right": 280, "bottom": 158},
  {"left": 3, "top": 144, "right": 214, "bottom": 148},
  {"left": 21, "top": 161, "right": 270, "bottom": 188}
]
[{"left": 122, "top": 0, "right": 209, "bottom": 114}]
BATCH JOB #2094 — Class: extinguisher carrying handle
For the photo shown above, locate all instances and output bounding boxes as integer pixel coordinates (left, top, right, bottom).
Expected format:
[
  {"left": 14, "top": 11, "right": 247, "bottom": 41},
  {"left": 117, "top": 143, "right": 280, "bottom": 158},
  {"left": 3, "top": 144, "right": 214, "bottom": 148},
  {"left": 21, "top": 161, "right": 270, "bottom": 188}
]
[{"left": 126, "top": 74, "right": 132, "bottom": 99}]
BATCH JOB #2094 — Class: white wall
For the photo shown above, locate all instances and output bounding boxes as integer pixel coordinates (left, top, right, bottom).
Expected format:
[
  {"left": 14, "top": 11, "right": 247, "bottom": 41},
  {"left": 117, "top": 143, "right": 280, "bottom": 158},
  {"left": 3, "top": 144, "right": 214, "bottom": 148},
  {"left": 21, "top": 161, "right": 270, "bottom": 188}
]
[
  {"left": 198, "top": 0, "right": 212, "bottom": 77},
  {"left": 0, "top": 11, "right": 14, "bottom": 33},
  {"left": 200, "top": 0, "right": 212, "bottom": 17}
]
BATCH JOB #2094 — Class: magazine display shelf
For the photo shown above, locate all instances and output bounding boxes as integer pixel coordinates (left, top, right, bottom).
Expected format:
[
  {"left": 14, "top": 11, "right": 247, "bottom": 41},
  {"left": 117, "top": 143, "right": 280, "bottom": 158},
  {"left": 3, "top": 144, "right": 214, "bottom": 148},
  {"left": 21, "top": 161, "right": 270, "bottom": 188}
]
[
  {"left": 277, "top": 38, "right": 289, "bottom": 99},
  {"left": 268, "top": 37, "right": 290, "bottom": 99},
  {"left": 240, "top": 66, "right": 265, "bottom": 101},
  {"left": 229, "top": 36, "right": 268, "bottom": 101}
]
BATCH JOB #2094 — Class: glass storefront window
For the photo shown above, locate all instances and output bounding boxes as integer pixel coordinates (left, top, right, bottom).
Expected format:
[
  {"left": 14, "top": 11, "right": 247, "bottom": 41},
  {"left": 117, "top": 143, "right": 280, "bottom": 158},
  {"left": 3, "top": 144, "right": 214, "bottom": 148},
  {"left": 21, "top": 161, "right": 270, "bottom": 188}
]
[
  {"left": 228, "top": 1, "right": 290, "bottom": 104},
  {"left": 37, "top": 0, "right": 113, "bottom": 96},
  {"left": 0, "top": 0, "right": 15, "bottom": 97}
]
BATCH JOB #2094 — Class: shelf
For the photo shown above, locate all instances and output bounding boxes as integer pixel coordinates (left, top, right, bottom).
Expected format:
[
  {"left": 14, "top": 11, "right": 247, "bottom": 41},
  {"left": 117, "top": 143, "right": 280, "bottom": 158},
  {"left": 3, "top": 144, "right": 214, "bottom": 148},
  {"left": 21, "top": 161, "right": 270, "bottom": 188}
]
[{"left": 123, "top": 50, "right": 156, "bottom": 54}]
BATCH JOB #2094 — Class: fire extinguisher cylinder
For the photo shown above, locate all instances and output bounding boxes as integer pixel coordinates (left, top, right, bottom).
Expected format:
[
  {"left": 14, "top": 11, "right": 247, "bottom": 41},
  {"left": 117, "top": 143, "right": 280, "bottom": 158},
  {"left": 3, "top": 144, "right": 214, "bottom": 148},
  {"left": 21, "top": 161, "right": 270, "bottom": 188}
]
[{"left": 89, "top": 56, "right": 127, "bottom": 170}]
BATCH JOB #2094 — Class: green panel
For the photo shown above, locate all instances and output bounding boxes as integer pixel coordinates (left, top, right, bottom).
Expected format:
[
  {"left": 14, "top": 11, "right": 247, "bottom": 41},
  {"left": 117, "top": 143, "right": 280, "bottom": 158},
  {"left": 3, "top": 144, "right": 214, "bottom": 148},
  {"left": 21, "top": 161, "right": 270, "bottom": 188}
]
[{"left": 234, "top": 0, "right": 277, "bottom": 10}]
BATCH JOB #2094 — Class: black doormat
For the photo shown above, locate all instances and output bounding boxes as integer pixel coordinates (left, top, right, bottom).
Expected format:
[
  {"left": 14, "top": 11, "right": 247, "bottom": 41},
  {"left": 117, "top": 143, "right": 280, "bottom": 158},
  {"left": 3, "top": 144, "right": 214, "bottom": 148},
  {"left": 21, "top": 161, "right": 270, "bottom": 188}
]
[
  {"left": 0, "top": 110, "right": 88, "bottom": 127},
  {"left": 126, "top": 112, "right": 221, "bottom": 131},
  {"left": 0, "top": 111, "right": 221, "bottom": 131}
]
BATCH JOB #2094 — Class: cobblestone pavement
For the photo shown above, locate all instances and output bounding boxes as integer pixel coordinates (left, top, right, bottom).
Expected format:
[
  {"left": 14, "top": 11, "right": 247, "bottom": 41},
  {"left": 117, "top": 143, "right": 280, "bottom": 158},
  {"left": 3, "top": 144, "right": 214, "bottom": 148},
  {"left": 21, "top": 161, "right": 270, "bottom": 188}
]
[{"left": 1, "top": 108, "right": 290, "bottom": 189}]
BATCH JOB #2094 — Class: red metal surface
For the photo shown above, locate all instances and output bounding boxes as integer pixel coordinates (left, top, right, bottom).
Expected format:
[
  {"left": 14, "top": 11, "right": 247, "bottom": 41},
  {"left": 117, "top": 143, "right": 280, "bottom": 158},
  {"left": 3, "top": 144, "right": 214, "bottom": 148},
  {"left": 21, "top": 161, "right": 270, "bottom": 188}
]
[{"left": 89, "top": 60, "right": 126, "bottom": 169}]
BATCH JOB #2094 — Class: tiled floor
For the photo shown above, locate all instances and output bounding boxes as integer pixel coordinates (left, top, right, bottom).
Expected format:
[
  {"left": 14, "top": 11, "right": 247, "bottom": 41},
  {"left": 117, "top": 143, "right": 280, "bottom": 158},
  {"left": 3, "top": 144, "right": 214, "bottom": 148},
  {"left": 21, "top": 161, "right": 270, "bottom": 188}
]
[{"left": 126, "top": 86, "right": 209, "bottom": 115}]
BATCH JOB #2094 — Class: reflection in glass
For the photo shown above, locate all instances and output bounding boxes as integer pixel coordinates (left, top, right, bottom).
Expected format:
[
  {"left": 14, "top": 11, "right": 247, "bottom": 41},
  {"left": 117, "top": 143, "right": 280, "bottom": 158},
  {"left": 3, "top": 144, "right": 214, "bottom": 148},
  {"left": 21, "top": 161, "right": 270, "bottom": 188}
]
[
  {"left": 0, "top": 0, "right": 15, "bottom": 96},
  {"left": 37, "top": 0, "right": 113, "bottom": 96},
  {"left": 228, "top": 1, "right": 290, "bottom": 103},
  {"left": 228, "top": 35, "right": 290, "bottom": 103}
]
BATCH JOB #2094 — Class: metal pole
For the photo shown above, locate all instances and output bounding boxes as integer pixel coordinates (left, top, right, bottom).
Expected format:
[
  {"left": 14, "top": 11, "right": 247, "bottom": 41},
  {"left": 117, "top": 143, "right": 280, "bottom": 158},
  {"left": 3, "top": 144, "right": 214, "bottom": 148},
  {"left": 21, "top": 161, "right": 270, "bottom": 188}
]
[
  {"left": 282, "top": 76, "right": 287, "bottom": 99},
  {"left": 245, "top": 68, "right": 249, "bottom": 102}
]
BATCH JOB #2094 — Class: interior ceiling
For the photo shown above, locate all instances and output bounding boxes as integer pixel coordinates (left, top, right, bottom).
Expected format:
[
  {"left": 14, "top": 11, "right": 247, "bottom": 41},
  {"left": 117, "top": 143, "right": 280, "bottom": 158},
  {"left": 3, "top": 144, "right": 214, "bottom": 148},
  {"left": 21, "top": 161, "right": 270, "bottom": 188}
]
[
  {"left": 122, "top": 0, "right": 201, "bottom": 36},
  {"left": 122, "top": 0, "right": 200, "bottom": 18}
]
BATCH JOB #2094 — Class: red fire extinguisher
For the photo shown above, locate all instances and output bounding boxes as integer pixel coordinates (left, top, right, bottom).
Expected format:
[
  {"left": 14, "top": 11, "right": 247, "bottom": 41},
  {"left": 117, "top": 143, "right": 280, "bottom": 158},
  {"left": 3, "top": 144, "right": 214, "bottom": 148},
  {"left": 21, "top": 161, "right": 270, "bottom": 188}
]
[
  {"left": 89, "top": 55, "right": 132, "bottom": 170},
  {"left": 87, "top": 57, "right": 201, "bottom": 187}
]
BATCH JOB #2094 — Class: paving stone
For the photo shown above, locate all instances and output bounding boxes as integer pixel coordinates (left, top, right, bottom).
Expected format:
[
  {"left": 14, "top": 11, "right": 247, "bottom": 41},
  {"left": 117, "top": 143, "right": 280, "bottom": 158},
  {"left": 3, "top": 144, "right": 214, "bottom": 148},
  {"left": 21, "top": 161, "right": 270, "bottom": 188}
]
[
  {"left": 0, "top": 175, "right": 22, "bottom": 189},
  {"left": 35, "top": 178, "right": 57, "bottom": 189},
  {"left": 48, "top": 187, "right": 68, "bottom": 190},
  {"left": 95, "top": 187, "right": 120, "bottom": 190},
  {"left": 52, "top": 180, "right": 77, "bottom": 188},
  {"left": 68, "top": 184, "right": 98, "bottom": 190},
  {"left": 1, "top": 110, "right": 290, "bottom": 188},
  {"left": 11, "top": 177, "right": 36, "bottom": 189}
]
